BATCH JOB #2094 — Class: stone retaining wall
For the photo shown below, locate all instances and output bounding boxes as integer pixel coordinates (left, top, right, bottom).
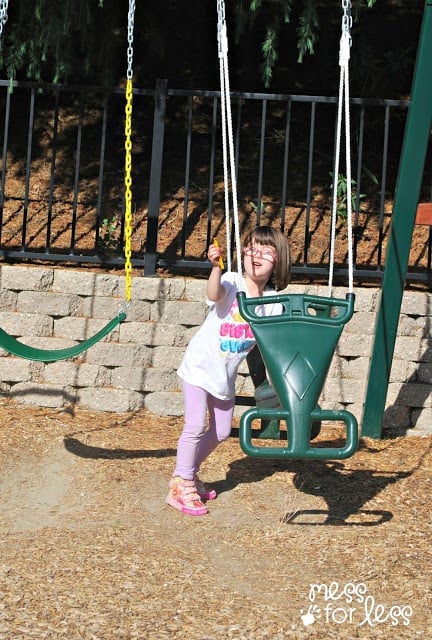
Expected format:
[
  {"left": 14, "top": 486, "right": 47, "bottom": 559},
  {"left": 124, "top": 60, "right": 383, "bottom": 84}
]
[{"left": 0, "top": 265, "right": 431, "bottom": 435}]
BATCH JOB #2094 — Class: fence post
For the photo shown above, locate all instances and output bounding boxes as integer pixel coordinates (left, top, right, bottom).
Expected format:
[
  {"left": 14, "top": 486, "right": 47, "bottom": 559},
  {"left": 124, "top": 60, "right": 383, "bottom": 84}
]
[{"left": 144, "top": 78, "right": 167, "bottom": 276}]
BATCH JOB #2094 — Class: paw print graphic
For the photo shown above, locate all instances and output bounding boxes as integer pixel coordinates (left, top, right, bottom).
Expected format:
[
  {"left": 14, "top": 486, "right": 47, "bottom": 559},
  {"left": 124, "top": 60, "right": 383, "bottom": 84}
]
[{"left": 300, "top": 604, "right": 321, "bottom": 626}]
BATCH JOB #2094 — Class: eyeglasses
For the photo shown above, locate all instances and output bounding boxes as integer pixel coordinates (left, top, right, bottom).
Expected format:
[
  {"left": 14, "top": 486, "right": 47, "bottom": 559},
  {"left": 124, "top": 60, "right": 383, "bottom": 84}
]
[{"left": 243, "top": 245, "right": 277, "bottom": 261}]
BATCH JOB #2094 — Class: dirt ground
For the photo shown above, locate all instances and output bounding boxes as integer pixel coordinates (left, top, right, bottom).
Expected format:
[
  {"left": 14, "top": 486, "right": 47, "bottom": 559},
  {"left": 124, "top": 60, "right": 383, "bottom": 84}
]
[{"left": 0, "top": 399, "right": 431, "bottom": 639}]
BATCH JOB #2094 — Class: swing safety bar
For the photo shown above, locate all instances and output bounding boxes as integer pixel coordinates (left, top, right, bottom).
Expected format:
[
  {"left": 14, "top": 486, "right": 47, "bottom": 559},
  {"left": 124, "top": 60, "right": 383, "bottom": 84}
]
[
  {"left": 240, "top": 407, "right": 358, "bottom": 460},
  {"left": 237, "top": 291, "right": 358, "bottom": 460}
]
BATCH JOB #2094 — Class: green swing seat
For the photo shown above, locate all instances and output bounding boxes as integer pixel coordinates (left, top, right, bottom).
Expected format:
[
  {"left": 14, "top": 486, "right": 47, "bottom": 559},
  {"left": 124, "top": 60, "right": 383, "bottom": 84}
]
[
  {"left": 237, "top": 291, "right": 358, "bottom": 460},
  {"left": 0, "top": 312, "right": 126, "bottom": 362}
]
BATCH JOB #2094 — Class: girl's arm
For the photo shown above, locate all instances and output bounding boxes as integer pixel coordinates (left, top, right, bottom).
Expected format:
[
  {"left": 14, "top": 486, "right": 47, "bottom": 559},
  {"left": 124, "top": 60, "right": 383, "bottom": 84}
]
[{"left": 207, "top": 243, "right": 225, "bottom": 301}]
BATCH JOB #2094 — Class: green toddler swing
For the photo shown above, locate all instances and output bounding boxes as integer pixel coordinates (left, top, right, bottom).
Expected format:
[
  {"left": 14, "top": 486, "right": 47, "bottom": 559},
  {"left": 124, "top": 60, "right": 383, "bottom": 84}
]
[
  {"left": 0, "top": 0, "right": 136, "bottom": 362},
  {"left": 217, "top": 0, "right": 359, "bottom": 460}
]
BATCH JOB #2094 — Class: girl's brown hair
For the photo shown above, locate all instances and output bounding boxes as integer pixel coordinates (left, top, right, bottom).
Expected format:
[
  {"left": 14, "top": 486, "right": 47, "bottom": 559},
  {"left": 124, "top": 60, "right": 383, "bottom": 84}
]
[{"left": 243, "top": 225, "right": 291, "bottom": 291}]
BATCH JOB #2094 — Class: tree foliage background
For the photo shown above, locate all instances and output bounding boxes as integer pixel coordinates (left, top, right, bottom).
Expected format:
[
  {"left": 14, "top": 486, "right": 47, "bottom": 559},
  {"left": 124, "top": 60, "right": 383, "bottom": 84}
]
[{"left": 0, "top": 0, "right": 425, "bottom": 98}]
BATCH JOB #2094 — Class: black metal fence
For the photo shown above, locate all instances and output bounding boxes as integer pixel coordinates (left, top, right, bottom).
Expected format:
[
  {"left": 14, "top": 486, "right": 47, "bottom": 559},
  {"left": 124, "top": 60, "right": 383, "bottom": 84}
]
[{"left": 1, "top": 78, "right": 431, "bottom": 284}]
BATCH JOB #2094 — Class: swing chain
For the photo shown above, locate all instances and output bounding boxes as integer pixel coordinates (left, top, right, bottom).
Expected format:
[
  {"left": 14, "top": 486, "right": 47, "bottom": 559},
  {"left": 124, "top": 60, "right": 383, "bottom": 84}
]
[
  {"left": 0, "top": 0, "right": 9, "bottom": 44},
  {"left": 126, "top": 0, "right": 135, "bottom": 80},
  {"left": 123, "top": 0, "right": 135, "bottom": 304},
  {"left": 216, "top": 0, "right": 228, "bottom": 58},
  {"left": 340, "top": 0, "right": 352, "bottom": 65},
  {"left": 341, "top": 1, "right": 352, "bottom": 40}
]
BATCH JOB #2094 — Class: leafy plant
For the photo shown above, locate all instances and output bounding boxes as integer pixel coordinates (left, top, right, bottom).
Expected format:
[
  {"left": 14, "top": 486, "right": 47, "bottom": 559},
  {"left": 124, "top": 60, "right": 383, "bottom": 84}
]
[
  {"left": 329, "top": 172, "right": 365, "bottom": 222},
  {"left": 236, "top": 0, "right": 377, "bottom": 88},
  {"left": 98, "top": 214, "right": 120, "bottom": 254},
  {"left": 249, "top": 199, "right": 265, "bottom": 214}
]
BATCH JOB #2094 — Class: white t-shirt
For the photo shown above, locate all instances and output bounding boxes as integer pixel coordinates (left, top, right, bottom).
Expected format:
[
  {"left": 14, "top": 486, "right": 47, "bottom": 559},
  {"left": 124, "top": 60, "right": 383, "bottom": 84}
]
[{"left": 177, "top": 272, "right": 282, "bottom": 400}]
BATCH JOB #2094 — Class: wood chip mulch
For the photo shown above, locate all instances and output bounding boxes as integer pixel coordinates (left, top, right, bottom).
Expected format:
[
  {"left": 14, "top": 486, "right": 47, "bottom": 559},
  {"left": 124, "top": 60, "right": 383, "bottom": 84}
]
[{"left": 0, "top": 398, "right": 431, "bottom": 639}]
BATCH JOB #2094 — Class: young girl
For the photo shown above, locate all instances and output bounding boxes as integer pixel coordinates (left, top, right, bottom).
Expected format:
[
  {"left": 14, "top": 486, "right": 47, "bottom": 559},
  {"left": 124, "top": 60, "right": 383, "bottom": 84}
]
[{"left": 166, "top": 225, "right": 291, "bottom": 516}]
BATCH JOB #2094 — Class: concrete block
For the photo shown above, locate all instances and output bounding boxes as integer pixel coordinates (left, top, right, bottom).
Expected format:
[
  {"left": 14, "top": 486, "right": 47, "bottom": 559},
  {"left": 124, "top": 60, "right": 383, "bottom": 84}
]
[
  {"left": 54, "top": 317, "right": 121, "bottom": 342},
  {"left": 398, "top": 315, "right": 427, "bottom": 338},
  {"left": 389, "top": 359, "right": 417, "bottom": 383},
  {"left": 400, "top": 291, "right": 430, "bottom": 317},
  {"left": 184, "top": 279, "right": 207, "bottom": 302},
  {"left": 131, "top": 276, "right": 171, "bottom": 302},
  {"left": 0, "top": 382, "right": 11, "bottom": 395},
  {"left": 382, "top": 404, "right": 411, "bottom": 430},
  {"left": 418, "top": 341, "right": 432, "bottom": 362},
  {"left": 17, "top": 291, "right": 80, "bottom": 316},
  {"left": 77, "top": 365, "right": 111, "bottom": 387},
  {"left": 321, "top": 376, "right": 366, "bottom": 405},
  {"left": 337, "top": 333, "right": 372, "bottom": 358},
  {"left": 110, "top": 366, "right": 145, "bottom": 391},
  {"left": 10, "top": 382, "right": 76, "bottom": 408},
  {"left": 168, "top": 278, "right": 188, "bottom": 300},
  {"left": 236, "top": 375, "right": 255, "bottom": 396},
  {"left": 386, "top": 382, "right": 431, "bottom": 408},
  {"left": 0, "top": 312, "right": 53, "bottom": 337},
  {"left": 0, "top": 289, "right": 18, "bottom": 311},
  {"left": 346, "top": 402, "right": 363, "bottom": 425},
  {"left": 150, "top": 300, "right": 206, "bottom": 325},
  {"left": 393, "top": 336, "right": 424, "bottom": 362},
  {"left": 119, "top": 322, "right": 188, "bottom": 347},
  {"left": 85, "top": 342, "right": 152, "bottom": 367},
  {"left": 44, "top": 362, "right": 110, "bottom": 387},
  {"left": 111, "top": 367, "right": 179, "bottom": 392},
  {"left": 1, "top": 266, "right": 54, "bottom": 291},
  {"left": 94, "top": 273, "right": 122, "bottom": 297},
  {"left": 328, "top": 355, "right": 370, "bottom": 379},
  {"left": 0, "top": 357, "right": 37, "bottom": 382},
  {"left": 75, "top": 296, "right": 125, "bottom": 320},
  {"left": 77, "top": 387, "right": 144, "bottom": 412},
  {"left": 410, "top": 408, "right": 432, "bottom": 435},
  {"left": 121, "top": 300, "right": 152, "bottom": 323},
  {"left": 351, "top": 288, "right": 379, "bottom": 313},
  {"left": 417, "top": 361, "right": 432, "bottom": 384},
  {"left": 344, "top": 312, "right": 377, "bottom": 335},
  {"left": 150, "top": 346, "right": 184, "bottom": 369},
  {"left": 53, "top": 270, "right": 97, "bottom": 295},
  {"left": 143, "top": 391, "right": 184, "bottom": 416}
]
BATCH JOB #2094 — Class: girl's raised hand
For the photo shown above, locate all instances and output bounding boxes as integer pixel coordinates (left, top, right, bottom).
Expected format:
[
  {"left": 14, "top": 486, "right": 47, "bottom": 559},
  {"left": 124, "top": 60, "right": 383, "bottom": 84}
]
[{"left": 208, "top": 239, "right": 224, "bottom": 269}]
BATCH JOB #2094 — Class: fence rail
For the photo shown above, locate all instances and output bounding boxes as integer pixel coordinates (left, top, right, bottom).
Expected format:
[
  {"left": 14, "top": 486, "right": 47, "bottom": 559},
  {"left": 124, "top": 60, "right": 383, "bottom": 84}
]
[{"left": 0, "top": 78, "right": 431, "bottom": 284}]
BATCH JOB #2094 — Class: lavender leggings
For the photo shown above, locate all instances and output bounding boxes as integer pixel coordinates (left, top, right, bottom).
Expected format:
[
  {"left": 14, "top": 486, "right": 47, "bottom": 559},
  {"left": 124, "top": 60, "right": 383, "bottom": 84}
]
[{"left": 174, "top": 381, "right": 235, "bottom": 480}]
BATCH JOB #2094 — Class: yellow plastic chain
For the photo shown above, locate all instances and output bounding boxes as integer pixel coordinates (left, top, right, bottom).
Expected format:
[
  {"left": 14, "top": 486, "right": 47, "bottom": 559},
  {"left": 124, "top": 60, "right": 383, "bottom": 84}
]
[
  {"left": 123, "top": 0, "right": 135, "bottom": 305},
  {"left": 124, "top": 78, "right": 133, "bottom": 304}
]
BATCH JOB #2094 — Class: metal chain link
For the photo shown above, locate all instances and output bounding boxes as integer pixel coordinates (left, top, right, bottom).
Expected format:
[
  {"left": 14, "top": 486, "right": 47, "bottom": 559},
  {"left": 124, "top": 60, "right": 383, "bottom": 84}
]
[
  {"left": 339, "top": 0, "right": 352, "bottom": 66},
  {"left": 216, "top": 0, "right": 226, "bottom": 57},
  {"left": 216, "top": 0, "right": 225, "bottom": 35},
  {"left": 126, "top": 0, "right": 135, "bottom": 80},
  {"left": 341, "top": 0, "right": 352, "bottom": 41},
  {"left": 0, "top": 0, "right": 9, "bottom": 44},
  {"left": 123, "top": 0, "right": 135, "bottom": 304}
]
